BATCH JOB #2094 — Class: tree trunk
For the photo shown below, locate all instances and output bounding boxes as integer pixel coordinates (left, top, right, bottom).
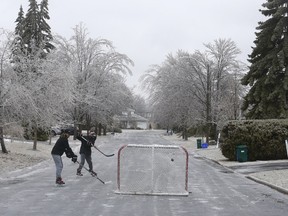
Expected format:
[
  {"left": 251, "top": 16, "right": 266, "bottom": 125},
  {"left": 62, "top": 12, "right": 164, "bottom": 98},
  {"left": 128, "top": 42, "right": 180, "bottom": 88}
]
[
  {"left": 0, "top": 126, "right": 8, "bottom": 153},
  {"left": 49, "top": 132, "right": 52, "bottom": 145},
  {"left": 205, "top": 65, "right": 212, "bottom": 143},
  {"left": 184, "top": 127, "right": 188, "bottom": 140},
  {"left": 93, "top": 122, "right": 98, "bottom": 135},
  {"left": 0, "top": 97, "right": 8, "bottom": 153},
  {"left": 181, "top": 127, "right": 188, "bottom": 140},
  {"left": 33, "top": 126, "right": 37, "bottom": 150},
  {"left": 86, "top": 114, "right": 91, "bottom": 132},
  {"left": 103, "top": 125, "right": 107, "bottom": 135},
  {"left": 98, "top": 123, "right": 102, "bottom": 136},
  {"left": 73, "top": 107, "right": 78, "bottom": 140}
]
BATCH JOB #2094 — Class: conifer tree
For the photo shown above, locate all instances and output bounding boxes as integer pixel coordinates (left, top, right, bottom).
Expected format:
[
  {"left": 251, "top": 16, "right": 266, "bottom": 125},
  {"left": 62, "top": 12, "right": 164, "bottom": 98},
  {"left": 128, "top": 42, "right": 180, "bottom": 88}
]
[
  {"left": 22, "top": 0, "right": 40, "bottom": 54},
  {"left": 39, "top": 0, "right": 54, "bottom": 53},
  {"left": 15, "top": 5, "right": 25, "bottom": 37},
  {"left": 13, "top": 6, "right": 25, "bottom": 62},
  {"left": 241, "top": 0, "right": 288, "bottom": 119},
  {"left": 11, "top": 0, "right": 55, "bottom": 149},
  {"left": 14, "top": 0, "right": 54, "bottom": 56}
]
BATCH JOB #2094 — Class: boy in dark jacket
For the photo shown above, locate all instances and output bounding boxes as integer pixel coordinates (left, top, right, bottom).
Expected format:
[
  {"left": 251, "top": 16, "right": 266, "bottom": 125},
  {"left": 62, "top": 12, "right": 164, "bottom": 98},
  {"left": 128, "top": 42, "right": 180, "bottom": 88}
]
[
  {"left": 76, "top": 131, "right": 97, "bottom": 176},
  {"left": 51, "top": 130, "right": 78, "bottom": 185}
]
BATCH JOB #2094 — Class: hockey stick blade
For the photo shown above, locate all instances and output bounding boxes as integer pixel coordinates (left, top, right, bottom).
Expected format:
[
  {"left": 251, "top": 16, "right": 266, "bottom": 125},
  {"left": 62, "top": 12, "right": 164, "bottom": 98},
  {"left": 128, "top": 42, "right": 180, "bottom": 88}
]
[
  {"left": 80, "top": 135, "right": 114, "bottom": 157},
  {"left": 93, "top": 145, "right": 114, "bottom": 157},
  {"left": 76, "top": 161, "right": 105, "bottom": 184}
]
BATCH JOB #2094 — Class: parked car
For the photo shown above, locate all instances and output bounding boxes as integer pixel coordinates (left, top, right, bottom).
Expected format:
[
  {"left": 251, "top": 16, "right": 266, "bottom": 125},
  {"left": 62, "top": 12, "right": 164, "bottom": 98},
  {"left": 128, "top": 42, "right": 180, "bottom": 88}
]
[
  {"left": 51, "top": 126, "right": 61, "bottom": 136},
  {"left": 59, "top": 124, "right": 79, "bottom": 135}
]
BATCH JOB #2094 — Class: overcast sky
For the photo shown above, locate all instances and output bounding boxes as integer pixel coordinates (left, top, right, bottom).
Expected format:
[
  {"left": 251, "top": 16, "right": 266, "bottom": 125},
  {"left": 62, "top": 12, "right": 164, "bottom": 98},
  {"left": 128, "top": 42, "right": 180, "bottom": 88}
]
[{"left": 1, "top": 0, "right": 265, "bottom": 94}]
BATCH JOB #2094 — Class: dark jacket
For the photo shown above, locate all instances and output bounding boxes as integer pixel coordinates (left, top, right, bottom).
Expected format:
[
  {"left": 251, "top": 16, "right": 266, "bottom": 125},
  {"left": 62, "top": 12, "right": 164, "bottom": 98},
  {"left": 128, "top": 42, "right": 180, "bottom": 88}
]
[
  {"left": 77, "top": 135, "right": 97, "bottom": 155},
  {"left": 51, "top": 135, "right": 76, "bottom": 158}
]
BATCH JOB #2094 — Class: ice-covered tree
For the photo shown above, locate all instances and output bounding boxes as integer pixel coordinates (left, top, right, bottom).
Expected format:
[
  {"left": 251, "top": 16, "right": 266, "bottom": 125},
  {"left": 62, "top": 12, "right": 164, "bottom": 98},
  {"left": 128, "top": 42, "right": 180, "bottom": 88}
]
[
  {"left": 0, "top": 29, "right": 14, "bottom": 153},
  {"left": 10, "top": 45, "right": 74, "bottom": 149},
  {"left": 141, "top": 39, "right": 245, "bottom": 142},
  {"left": 53, "top": 23, "right": 134, "bottom": 135},
  {"left": 241, "top": 0, "right": 288, "bottom": 119},
  {"left": 142, "top": 53, "right": 196, "bottom": 136},
  {"left": 9, "top": 0, "right": 56, "bottom": 150},
  {"left": 180, "top": 50, "right": 215, "bottom": 141},
  {"left": 204, "top": 39, "right": 245, "bottom": 135},
  {"left": 132, "top": 94, "right": 147, "bottom": 116}
]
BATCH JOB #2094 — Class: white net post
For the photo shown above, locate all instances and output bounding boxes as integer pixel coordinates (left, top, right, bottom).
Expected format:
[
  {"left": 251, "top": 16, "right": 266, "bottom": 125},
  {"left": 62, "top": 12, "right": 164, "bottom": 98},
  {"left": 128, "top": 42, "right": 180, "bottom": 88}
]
[{"left": 116, "top": 144, "right": 189, "bottom": 196}]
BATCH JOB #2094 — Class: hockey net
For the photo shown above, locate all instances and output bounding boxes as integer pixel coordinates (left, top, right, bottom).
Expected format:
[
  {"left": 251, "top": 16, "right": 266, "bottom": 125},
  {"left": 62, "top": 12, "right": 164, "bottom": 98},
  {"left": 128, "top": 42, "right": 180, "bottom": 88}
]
[{"left": 116, "top": 144, "right": 189, "bottom": 196}]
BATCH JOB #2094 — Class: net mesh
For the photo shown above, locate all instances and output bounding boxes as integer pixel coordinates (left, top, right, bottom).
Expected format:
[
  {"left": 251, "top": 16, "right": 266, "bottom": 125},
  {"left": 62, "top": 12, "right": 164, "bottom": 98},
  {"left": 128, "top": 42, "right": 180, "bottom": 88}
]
[{"left": 116, "top": 144, "right": 188, "bottom": 196}]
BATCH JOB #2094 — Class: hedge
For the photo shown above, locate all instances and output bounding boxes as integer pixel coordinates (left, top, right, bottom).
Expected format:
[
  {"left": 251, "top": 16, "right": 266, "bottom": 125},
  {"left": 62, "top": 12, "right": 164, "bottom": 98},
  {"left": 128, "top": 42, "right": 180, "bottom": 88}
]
[{"left": 220, "top": 119, "right": 288, "bottom": 161}]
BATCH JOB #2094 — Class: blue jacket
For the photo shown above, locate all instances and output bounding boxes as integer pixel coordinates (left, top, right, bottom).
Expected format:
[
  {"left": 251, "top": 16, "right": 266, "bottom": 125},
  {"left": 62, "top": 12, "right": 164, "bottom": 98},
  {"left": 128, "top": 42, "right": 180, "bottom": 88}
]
[{"left": 77, "top": 135, "right": 97, "bottom": 155}]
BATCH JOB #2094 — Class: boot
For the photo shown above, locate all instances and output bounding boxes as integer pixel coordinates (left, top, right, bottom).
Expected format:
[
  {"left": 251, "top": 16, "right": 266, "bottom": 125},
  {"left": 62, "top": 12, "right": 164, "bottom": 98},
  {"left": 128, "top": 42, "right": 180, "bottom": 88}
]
[
  {"left": 56, "top": 177, "right": 65, "bottom": 185},
  {"left": 89, "top": 170, "right": 97, "bottom": 177},
  {"left": 76, "top": 169, "right": 83, "bottom": 176}
]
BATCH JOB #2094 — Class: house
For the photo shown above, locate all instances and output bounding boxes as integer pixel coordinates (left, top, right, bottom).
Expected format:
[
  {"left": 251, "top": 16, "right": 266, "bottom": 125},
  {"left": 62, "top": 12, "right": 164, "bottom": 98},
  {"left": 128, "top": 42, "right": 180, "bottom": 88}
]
[{"left": 115, "top": 108, "right": 149, "bottom": 129}]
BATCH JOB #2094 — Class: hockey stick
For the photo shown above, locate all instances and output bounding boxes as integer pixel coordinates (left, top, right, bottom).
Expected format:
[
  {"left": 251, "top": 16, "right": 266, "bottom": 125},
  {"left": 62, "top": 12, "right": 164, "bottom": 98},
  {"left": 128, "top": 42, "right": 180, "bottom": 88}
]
[
  {"left": 93, "top": 145, "right": 114, "bottom": 157},
  {"left": 80, "top": 136, "right": 114, "bottom": 157},
  {"left": 76, "top": 161, "right": 105, "bottom": 184}
]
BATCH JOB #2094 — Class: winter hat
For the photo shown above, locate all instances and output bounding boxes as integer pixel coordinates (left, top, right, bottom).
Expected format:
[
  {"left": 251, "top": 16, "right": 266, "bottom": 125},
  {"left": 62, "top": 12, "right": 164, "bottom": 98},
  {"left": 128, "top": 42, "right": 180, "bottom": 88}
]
[{"left": 90, "top": 132, "right": 96, "bottom": 136}]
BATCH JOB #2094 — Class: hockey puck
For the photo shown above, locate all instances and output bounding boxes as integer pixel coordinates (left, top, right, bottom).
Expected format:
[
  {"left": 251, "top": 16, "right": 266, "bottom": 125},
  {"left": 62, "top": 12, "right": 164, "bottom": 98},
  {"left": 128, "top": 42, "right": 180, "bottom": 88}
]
[{"left": 171, "top": 158, "right": 174, "bottom": 162}]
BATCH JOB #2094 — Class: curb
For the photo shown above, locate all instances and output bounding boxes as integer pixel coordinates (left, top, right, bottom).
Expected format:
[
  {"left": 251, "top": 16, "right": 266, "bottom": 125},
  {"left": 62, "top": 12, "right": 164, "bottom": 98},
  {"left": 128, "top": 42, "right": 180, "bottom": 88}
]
[
  {"left": 246, "top": 175, "right": 288, "bottom": 195},
  {"left": 200, "top": 155, "right": 288, "bottom": 195}
]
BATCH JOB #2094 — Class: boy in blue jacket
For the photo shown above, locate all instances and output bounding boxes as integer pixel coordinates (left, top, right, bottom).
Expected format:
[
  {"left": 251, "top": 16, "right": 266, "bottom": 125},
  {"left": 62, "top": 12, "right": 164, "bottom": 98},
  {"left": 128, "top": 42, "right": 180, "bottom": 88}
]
[{"left": 76, "top": 131, "right": 97, "bottom": 176}]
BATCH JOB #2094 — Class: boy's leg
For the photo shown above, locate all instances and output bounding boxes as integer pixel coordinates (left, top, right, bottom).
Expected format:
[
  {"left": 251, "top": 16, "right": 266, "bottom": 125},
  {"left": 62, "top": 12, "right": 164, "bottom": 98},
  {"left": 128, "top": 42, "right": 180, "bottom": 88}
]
[
  {"left": 76, "top": 153, "right": 85, "bottom": 176},
  {"left": 86, "top": 154, "right": 93, "bottom": 171},
  {"left": 86, "top": 155, "right": 97, "bottom": 176},
  {"left": 52, "top": 154, "right": 64, "bottom": 184}
]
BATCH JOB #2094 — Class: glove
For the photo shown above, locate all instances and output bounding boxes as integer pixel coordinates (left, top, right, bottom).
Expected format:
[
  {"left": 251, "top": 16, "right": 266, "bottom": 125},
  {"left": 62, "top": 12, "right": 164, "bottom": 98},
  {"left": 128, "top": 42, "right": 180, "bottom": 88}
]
[
  {"left": 87, "top": 141, "right": 94, "bottom": 147},
  {"left": 71, "top": 156, "right": 77, "bottom": 163}
]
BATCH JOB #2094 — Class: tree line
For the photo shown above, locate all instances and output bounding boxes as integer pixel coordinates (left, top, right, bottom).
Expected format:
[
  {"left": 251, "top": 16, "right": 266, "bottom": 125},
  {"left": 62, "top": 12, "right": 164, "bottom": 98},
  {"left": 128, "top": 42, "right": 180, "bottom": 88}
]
[
  {"left": 0, "top": 0, "right": 140, "bottom": 153},
  {"left": 2, "top": 0, "right": 287, "bottom": 152},
  {"left": 141, "top": 0, "right": 288, "bottom": 142},
  {"left": 141, "top": 39, "right": 246, "bottom": 142}
]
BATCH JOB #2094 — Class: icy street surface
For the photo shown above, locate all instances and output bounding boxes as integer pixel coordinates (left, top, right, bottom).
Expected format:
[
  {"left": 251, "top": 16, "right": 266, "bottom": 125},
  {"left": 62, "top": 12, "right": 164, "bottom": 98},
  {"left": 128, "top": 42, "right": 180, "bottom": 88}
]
[{"left": 1, "top": 130, "right": 288, "bottom": 216}]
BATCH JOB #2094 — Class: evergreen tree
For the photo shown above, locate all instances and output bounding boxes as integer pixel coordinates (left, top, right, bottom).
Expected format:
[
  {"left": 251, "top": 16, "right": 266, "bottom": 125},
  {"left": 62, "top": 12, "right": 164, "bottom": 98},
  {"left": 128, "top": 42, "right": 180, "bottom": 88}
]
[
  {"left": 241, "top": 0, "right": 288, "bottom": 119},
  {"left": 22, "top": 0, "right": 40, "bottom": 54},
  {"left": 12, "top": 6, "right": 25, "bottom": 61},
  {"left": 15, "top": 5, "right": 25, "bottom": 37},
  {"left": 14, "top": 0, "right": 54, "bottom": 56},
  {"left": 39, "top": 0, "right": 54, "bottom": 53},
  {"left": 10, "top": 0, "right": 55, "bottom": 149}
]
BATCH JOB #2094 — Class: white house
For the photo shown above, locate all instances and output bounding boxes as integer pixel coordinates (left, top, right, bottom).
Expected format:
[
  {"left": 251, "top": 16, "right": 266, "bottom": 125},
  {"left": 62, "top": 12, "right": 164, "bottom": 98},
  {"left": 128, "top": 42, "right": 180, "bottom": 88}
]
[{"left": 114, "top": 108, "right": 149, "bottom": 129}]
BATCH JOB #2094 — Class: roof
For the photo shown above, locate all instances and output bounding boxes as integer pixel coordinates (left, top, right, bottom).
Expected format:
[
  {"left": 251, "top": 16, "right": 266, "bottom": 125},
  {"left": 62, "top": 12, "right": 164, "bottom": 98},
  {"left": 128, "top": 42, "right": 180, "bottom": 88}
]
[{"left": 115, "top": 113, "right": 148, "bottom": 122}]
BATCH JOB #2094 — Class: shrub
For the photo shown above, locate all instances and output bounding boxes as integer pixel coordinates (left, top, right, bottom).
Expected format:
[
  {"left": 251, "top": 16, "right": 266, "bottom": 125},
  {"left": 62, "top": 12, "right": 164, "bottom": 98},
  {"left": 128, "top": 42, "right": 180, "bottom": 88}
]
[
  {"left": 220, "top": 119, "right": 288, "bottom": 161},
  {"left": 113, "top": 127, "right": 122, "bottom": 133},
  {"left": 3, "top": 124, "right": 24, "bottom": 139},
  {"left": 24, "top": 127, "right": 49, "bottom": 141}
]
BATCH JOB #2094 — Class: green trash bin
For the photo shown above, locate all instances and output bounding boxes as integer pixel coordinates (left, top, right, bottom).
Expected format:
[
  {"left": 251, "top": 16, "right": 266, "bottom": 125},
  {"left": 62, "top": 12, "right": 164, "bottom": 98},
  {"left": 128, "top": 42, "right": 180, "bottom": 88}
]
[
  {"left": 236, "top": 145, "right": 248, "bottom": 162},
  {"left": 197, "top": 139, "right": 202, "bottom": 149}
]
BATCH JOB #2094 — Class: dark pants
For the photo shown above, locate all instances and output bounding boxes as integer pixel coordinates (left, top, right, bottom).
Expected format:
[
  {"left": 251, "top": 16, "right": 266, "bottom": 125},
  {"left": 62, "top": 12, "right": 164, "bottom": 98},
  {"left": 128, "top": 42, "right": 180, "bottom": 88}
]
[{"left": 77, "top": 153, "right": 93, "bottom": 172}]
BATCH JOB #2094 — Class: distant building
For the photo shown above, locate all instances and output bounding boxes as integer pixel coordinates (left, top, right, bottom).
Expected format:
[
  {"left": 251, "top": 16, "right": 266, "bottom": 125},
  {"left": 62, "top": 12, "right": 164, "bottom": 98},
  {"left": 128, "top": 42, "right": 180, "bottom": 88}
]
[{"left": 114, "top": 108, "right": 149, "bottom": 129}]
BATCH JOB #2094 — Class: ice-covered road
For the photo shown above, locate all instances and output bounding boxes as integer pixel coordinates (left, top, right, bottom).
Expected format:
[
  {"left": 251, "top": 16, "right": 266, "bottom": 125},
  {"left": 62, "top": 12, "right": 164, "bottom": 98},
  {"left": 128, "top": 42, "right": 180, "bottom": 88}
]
[{"left": 1, "top": 130, "right": 288, "bottom": 216}]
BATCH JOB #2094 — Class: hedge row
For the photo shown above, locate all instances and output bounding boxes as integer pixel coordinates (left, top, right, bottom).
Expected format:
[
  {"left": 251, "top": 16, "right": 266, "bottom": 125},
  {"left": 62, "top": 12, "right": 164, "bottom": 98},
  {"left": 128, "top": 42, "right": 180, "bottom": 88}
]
[{"left": 220, "top": 119, "right": 288, "bottom": 161}]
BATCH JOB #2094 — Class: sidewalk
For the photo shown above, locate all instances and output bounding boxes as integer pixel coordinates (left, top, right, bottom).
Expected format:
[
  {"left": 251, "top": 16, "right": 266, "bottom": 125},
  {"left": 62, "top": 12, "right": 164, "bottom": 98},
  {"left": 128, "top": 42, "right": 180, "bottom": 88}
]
[{"left": 162, "top": 133, "right": 288, "bottom": 195}]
